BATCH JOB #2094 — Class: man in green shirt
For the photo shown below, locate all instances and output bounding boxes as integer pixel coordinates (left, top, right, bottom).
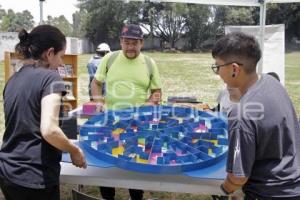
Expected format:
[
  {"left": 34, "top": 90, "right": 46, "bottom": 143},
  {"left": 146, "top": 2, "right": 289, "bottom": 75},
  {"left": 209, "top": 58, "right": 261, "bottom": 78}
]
[
  {"left": 91, "top": 24, "right": 162, "bottom": 111},
  {"left": 91, "top": 24, "right": 162, "bottom": 200}
]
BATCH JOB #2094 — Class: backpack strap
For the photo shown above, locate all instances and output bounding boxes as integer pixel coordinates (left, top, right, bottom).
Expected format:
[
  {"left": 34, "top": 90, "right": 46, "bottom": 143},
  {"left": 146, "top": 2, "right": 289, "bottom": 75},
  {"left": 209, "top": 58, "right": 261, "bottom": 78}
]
[
  {"left": 106, "top": 51, "right": 120, "bottom": 73},
  {"left": 144, "top": 55, "right": 153, "bottom": 81}
]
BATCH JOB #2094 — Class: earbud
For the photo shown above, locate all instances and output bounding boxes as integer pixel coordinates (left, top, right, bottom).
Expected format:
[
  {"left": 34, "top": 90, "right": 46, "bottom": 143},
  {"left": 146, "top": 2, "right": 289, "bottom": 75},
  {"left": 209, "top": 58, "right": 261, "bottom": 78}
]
[{"left": 232, "top": 67, "right": 236, "bottom": 77}]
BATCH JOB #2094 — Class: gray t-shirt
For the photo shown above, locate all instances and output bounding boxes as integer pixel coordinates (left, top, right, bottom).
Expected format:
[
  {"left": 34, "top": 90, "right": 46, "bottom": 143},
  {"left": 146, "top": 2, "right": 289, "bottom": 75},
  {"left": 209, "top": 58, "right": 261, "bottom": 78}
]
[
  {"left": 227, "top": 74, "right": 300, "bottom": 198},
  {"left": 1, "top": 65, "right": 66, "bottom": 189}
]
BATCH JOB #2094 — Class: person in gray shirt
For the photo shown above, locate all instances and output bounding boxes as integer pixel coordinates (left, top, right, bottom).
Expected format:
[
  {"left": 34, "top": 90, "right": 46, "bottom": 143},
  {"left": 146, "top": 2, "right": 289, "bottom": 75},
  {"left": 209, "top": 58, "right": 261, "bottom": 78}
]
[{"left": 211, "top": 32, "right": 300, "bottom": 199}]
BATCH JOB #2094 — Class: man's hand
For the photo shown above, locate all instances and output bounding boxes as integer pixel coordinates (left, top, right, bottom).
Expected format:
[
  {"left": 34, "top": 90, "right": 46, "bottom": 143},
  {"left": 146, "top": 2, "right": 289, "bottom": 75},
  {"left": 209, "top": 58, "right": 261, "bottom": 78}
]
[
  {"left": 221, "top": 173, "right": 248, "bottom": 195},
  {"left": 148, "top": 89, "right": 162, "bottom": 105},
  {"left": 91, "top": 78, "right": 105, "bottom": 103},
  {"left": 95, "top": 102, "right": 105, "bottom": 112}
]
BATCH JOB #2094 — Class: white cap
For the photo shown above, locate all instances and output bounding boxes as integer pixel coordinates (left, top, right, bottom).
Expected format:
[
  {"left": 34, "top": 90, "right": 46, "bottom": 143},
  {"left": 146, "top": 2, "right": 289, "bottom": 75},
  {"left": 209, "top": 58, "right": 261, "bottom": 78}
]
[{"left": 96, "top": 43, "right": 111, "bottom": 52}]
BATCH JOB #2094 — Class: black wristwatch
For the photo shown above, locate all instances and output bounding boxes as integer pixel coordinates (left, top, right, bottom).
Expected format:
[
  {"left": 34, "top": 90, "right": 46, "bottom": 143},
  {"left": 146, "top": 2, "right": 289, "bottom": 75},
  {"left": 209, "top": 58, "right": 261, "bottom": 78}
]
[{"left": 220, "top": 184, "right": 231, "bottom": 195}]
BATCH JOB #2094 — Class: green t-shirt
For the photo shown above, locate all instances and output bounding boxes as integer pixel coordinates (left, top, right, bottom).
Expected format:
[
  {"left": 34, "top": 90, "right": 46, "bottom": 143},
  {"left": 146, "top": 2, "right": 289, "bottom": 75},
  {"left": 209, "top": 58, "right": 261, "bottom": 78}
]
[{"left": 94, "top": 51, "right": 162, "bottom": 110}]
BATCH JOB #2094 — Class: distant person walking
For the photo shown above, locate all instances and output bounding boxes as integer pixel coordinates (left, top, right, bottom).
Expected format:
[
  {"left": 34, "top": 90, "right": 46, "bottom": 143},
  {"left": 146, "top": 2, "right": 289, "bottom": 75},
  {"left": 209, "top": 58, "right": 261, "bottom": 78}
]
[{"left": 87, "top": 43, "right": 111, "bottom": 100}]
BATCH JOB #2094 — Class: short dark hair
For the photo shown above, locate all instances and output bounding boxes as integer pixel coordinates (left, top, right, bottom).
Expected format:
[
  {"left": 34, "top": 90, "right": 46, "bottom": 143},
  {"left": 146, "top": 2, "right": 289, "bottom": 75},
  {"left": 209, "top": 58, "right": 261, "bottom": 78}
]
[
  {"left": 212, "top": 32, "right": 261, "bottom": 74},
  {"left": 267, "top": 72, "right": 280, "bottom": 81},
  {"left": 15, "top": 25, "right": 66, "bottom": 60}
]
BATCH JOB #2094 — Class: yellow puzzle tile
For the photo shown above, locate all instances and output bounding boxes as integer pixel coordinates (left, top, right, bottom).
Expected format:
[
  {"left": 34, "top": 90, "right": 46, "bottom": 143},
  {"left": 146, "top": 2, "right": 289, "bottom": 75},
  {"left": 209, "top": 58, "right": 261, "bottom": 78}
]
[
  {"left": 202, "top": 139, "right": 218, "bottom": 146},
  {"left": 112, "top": 146, "right": 124, "bottom": 156},
  {"left": 112, "top": 128, "right": 124, "bottom": 135},
  {"left": 136, "top": 156, "right": 148, "bottom": 164}
]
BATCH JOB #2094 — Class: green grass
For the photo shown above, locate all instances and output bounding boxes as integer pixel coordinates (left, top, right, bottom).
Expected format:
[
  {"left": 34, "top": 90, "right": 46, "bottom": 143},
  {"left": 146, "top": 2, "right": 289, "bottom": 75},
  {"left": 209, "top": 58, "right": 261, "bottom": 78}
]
[
  {"left": 285, "top": 52, "right": 300, "bottom": 115},
  {"left": 1, "top": 51, "right": 300, "bottom": 199}
]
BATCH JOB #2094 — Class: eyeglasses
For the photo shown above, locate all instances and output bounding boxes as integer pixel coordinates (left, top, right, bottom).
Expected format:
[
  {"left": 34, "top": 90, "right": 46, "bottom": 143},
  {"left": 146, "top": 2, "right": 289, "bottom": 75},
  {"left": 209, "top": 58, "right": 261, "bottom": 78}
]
[{"left": 211, "top": 62, "right": 243, "bottom": 74}]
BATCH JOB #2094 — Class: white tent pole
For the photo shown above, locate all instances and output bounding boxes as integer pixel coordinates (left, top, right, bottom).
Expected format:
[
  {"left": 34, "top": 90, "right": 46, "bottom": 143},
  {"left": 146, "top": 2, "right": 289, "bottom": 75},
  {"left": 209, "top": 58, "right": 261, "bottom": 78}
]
[{"left": 258, "top": 0, "right": 267, "bottom": 74}]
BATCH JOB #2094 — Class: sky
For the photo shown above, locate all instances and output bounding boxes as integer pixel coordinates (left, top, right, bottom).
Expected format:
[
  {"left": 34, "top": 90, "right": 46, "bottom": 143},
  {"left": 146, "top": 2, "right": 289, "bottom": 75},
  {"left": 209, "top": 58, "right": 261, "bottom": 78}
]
[{"left": 0, "top": 0, "right": 79, "bottom": 24}]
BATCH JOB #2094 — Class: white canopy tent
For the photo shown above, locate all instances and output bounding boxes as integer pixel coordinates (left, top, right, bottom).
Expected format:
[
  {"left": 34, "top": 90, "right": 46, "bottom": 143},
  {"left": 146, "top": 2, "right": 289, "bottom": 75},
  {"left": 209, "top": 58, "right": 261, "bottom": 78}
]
[{"left": 126, "top": 0, "right": 300, "bottom": 77}]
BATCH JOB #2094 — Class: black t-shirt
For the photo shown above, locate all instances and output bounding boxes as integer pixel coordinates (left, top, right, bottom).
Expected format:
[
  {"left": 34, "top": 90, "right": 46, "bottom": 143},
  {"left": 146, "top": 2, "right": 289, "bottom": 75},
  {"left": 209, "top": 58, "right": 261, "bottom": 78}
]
[{"left": 0, "top": 65, "right": 66, "bottom": 189}]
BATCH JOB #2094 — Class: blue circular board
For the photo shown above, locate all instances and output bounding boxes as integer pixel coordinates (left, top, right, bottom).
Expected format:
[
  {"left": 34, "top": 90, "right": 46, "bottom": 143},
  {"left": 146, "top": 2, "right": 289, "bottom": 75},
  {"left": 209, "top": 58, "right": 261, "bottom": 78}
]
[{"left": 79, "top": 105, "right": 228, "bottom": 174}]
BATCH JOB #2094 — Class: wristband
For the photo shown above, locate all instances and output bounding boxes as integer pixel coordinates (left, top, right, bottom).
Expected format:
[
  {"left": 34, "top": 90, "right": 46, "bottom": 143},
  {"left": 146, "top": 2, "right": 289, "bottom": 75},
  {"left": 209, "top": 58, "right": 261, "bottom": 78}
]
[{"left": 220, "top": 184, "right": 231, "bottom": 195}]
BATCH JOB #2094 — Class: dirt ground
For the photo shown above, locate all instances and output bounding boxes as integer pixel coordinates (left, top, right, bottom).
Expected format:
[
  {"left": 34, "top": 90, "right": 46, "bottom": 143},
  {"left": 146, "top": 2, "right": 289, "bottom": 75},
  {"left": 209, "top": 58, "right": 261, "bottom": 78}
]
[{"left": 0, "top": 183, "right": 214, "bottom": 200}]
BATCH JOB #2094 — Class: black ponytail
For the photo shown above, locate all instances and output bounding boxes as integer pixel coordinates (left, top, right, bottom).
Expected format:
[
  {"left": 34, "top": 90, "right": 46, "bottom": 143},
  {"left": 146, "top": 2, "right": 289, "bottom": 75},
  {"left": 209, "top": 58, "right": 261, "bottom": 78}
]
[
  {"left": 15, "top": 29, "right": 31, "bottom": 58},
  {"left": 15, "top": 25, "right": 66, "bottom": 60}
]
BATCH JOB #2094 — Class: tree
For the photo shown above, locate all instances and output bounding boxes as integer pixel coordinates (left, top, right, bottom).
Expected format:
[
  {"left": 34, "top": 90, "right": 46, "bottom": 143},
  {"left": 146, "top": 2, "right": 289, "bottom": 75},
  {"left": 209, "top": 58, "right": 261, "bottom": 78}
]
[
  {"left": 44, "top": 15, "right": 73, "bottom": 36},
  {"left": 72, "top": 10, "right": 88, "bottom": 38},
  {"left": 1, "top": 9, "right": 34, "bottom": 32},
  {"left": 0, "top": 6, "right": 6, "bottom": 21},
  {"left": 151, "top": 3, "right": 188, "bottom": 49},
  {"left": 224, "top": 7, "right": 256, "bottom": 25},
  {"left": 266, "top": 3, "right": 300, "bottom": 42},
  {"left": 139, "top": 2, "right": 165, "bottom": 45},
  {"left": 78, "top": 0, "right": 143, "bottom": 45},
  {"left": 212, "top": 5, "right": 257, "bottom": 37},
  {"left": 185, "top": 4, "right": 211, "bottom": 50}
]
